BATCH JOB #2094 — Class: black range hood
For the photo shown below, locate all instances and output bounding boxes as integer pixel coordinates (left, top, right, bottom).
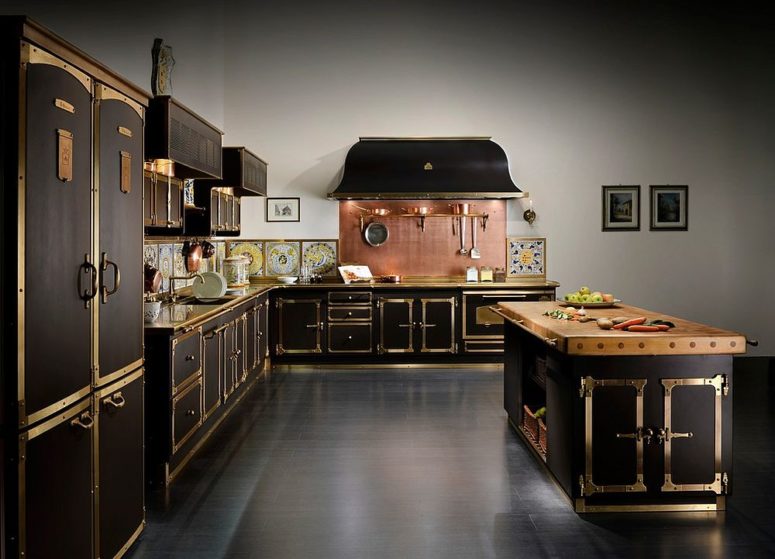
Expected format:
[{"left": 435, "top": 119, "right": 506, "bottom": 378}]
[{"left": 328, "top": 137, "right": 527, "bottom": 200}]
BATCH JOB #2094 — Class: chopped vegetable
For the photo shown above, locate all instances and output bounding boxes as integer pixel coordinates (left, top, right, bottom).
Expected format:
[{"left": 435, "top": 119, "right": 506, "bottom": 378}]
[{"left": 612, "top": 317, "right": 647, "bottom": 330}]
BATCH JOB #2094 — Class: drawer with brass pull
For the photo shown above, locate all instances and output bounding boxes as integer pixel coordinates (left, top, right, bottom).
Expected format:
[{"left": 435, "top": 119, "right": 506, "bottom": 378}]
[
  {"left": 171, "top": 376, "right": 202, "bottom": 454},
  {"left": 171, "top": 326, "right": 202, "bottom": 392},
  {"left": 328, "top": 323, "right": 372, "bottom": 353},
  {"left": 328, "top": 291, "right": 371, "bottom": 305},
  {"left": 328, "top": 306, "right": 372, "bottom": 322}
]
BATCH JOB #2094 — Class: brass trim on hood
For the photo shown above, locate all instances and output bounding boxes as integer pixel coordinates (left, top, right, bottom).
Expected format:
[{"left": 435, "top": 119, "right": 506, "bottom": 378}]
[{"left": 328, "top": 191, "right": 529, "bottom": 200}]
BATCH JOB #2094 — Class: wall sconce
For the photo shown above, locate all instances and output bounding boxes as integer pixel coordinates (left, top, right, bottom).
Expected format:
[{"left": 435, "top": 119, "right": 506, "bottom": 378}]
[{"left": 523, "top": 199, "right": 536, "bottom": 225}]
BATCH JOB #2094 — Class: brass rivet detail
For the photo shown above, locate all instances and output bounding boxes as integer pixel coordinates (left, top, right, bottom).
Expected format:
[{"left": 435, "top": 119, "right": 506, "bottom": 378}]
[
  {"left": 618, "top": 343, "right": 624, "bottom": 349},
  {"left": 690, "top": 341, "right": 696, "bottom": 348},
  {"left": 597, "top": 343, "right": 604, "bottom": 349},
  {"left": 639, "top": 342, "right": 645, "bottom": 349},
  {"left": 730, "top": 341, "right": 736, "bottom": 347},
  {"left": 669, "top": 342, "right": 676, "bottom": 348},
  {"left": 577, "top": 343, "right": 583, "bottom": 349},
  {"left": 710, "top": 341, "right": 717, "bottom": 348}
]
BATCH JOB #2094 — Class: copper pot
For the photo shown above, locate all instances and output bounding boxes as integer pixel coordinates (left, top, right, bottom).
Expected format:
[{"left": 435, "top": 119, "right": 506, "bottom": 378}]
[
  {"left": 183, "top": 241, "right": 203, "bottom": 273},
  {"left": 144, "top": 263, "right": 162, "bottom": 293},
  {"left": 201, "top": 240, "right": 216, "bottom": 258}
]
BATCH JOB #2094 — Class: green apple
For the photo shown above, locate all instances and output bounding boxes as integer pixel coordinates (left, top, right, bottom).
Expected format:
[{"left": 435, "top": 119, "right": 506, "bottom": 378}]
[
  {"left": 568, "top": 294, "right": 579, "bottom": 303},
  {"left": 579, "top": 294, "right": 590, "bottom": 303},
  {"left": 564, "top": 293, "right": 573, "bottom": 301},
  {"left": 590, "top": 293, "right": 603, "bottom": 303},
  {"left": 579, "top": 286, "right": 590, "bottom": 295}
]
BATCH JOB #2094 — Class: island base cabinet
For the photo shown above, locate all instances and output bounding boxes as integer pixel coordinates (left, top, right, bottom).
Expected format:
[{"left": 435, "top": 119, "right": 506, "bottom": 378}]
[{"left": 504, "top": 319, "right": 733, "bottom": 513}]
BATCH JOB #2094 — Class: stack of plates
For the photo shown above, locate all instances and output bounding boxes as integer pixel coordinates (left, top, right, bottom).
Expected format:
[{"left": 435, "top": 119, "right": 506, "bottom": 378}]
[{"left": 192, "top": 272, "right": 227, "bottom": 302}]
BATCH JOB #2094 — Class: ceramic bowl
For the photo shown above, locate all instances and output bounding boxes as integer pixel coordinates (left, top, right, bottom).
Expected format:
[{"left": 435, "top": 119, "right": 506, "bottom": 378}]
[
  {"left": 276, "top": 276, "right": 297, "bottom": 284},
  {"left": 144, "top": 301, "right": 161, "bottom": 323}
]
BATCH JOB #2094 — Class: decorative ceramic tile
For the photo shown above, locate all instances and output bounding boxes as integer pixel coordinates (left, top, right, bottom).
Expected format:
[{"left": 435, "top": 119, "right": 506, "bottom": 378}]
[
  {"left": 265, "top": 241, "right": 301, "bottom": 277},
  {"left": 302, "top": 240, "right": 338, "bottom": 276},
  {"left": 507, "top": 237, "right": 546, "bottom": 278},
  {"left": 173, "top": 243, "right": 186, "bottom": 279},
  {"left": 199, "top": 258, "right": 209, "bottom": 273},
  {"left": 183, "top": 180, "right": 195, "bottom": 207},
  {"left": 143, "top": 243, "right": 159, "bottom": 268},
  {"left": 228, "top": 241, "right": 264, "bottom": 277},
  {"left": 216, "top": 242, "right": 226, "bottom": 273},
  {"left": 158, "top": 243, "right": 173, "bottom": 292}
]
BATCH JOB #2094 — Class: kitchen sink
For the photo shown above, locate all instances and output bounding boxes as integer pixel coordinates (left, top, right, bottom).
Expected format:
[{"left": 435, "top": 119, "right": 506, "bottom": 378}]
[{"left": 174, "top": 296, "right": 238, "bottom": 305}]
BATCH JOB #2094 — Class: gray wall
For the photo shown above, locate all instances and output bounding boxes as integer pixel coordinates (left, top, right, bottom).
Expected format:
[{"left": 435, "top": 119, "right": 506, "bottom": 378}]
[{"left": 3, "top": 1, "right": 773, "bottom": 354}]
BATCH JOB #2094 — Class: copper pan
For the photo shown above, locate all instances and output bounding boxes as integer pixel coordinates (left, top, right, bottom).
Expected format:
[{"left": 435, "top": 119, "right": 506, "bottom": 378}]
[
  {"left": 183, "top": 241, "right": 203, "bottom": 273},
  {"left": 144, "top": 263, "right": 162, "bottom": 293}
]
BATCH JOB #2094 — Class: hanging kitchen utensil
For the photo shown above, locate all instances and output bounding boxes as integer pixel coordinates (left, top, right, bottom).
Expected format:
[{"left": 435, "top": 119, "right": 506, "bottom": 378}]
[
  {"left": 459, "top": 215, "right": 468, "bottom": 255},
  {"left": 144, "top": 263, "right": 163, "bottom": 293},
  {"left": 364, "top": 221, "right": 389, "bottom": 246},
  {"left": 201, "top": 240, "right": 216, "bottom": 258},
  {"left": 470, "top": 216, "right": 481, "bottom": 259},
  {"left": 184, "top": 241, "right": 203, "bottom": 273}
]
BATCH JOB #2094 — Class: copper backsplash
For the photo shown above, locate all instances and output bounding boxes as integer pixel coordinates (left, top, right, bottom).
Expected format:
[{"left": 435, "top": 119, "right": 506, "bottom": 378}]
[{"left": 338, "top": 200, "right": 506, "bottom": 277}]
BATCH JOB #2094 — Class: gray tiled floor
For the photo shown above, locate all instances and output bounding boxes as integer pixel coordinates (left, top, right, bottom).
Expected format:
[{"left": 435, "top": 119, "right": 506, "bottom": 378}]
[{"left": 129, "top": 360, "right": 775, "bottom": 558}]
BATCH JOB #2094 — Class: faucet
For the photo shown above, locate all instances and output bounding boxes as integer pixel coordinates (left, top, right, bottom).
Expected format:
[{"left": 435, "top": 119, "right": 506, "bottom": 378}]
[{"left": 168, "top": 273, "right": 204, "bottom": 302}]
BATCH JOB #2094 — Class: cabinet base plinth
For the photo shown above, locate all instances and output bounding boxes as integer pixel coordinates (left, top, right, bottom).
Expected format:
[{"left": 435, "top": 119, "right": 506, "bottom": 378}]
[{"left": 574, "top": 496, "right": 725, "bottom": 513}]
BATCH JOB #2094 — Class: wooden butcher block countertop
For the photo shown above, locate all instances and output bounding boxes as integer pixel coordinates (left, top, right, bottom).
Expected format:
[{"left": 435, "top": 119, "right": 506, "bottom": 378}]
[{"left": 495, "top": 301, "right": 747, "bottom": 357}]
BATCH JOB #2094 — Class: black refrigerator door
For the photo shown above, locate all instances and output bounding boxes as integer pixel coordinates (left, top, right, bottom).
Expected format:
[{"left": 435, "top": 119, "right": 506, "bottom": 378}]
[
  {"left": 95, "top": 86, "right": 144, "bottom": 386},
  {"left": 23, "top": 399, "right": 93, "bottom": 558},
  {"left": 23, "top": 57, "right": 93, "bottom": 425},
  {"left": 96, "top": 369, "right": 145, "bottom": 558}
]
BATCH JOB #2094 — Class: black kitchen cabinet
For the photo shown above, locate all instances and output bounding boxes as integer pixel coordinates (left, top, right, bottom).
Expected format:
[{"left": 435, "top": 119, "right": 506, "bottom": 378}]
[
  {"left": 377, "top": 293, "right": 457, "bottom": 354},
  {"left": 275, "top": 296, "right": 325, "bottom": 354},
  {"left": 186, "top": 187, "right": 241, "bottom": 236},
  {"left": 1, "top": 19, "right": 148, "bottom": 558},
  {"left": 257, "top": 295, "right": 269, "bottom": 370},
  {"left": 143, "top": 170, "right": 184, "bottom": 233},
  {"left": 144, "top": 291, "right": 270, "bottom": 485}
]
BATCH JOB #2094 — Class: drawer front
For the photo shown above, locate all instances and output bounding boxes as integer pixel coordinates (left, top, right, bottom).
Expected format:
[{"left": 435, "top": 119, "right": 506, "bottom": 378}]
[
  {"left": 463, "top": 340, "right": 504, "bottom": 353},
  {"left": 462, "top": 291, "right": 554, "bottom": 339},
  {"left": 172, "top": 376, "right": 202, "bottom": 453},
  {"left": 328, "top": 306, "right": 372, "bottom": 321},
  {"left": 328, "top": 323, "right": 372, "bottom": 353},
  {"left": 171, "top": 327, "right": 202, "bottom": 392},
  {"left": 329, "top": 291, "right": 372, "bottom": 304}
]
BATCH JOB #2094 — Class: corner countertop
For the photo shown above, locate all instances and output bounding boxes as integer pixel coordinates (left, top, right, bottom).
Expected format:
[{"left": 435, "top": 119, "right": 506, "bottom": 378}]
[{"left": 145, "top": 278, "right": 560, "bottom": 335}]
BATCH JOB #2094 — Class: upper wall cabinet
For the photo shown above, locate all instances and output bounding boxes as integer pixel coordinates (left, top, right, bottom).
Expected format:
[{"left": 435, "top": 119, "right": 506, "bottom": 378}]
[
  {"left": 145, "top": 96, "right": 223, "bottom": 179},
  {"left": 196, "top": 146, "right": 268, "bottom": 196}
]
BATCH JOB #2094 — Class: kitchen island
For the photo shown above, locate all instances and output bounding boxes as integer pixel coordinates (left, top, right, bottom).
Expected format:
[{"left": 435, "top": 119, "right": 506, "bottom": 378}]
[{"left": 494, "top": 301, "right": 747, "bottom": 513}]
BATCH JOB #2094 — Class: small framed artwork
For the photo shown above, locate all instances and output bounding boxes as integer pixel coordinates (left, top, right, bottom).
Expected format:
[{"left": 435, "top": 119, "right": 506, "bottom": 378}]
[
  {"left": 266, "top": 197, "right": 300, "bottom": 222},
  {"left": 507, "top": 237, "right": 546, "bottom": 279},
  {"left": 602, "top": 185, "right": 640, "bottom": 231},
  {"left": 650, "top": 185, "right": 688, "bottom": 231}
]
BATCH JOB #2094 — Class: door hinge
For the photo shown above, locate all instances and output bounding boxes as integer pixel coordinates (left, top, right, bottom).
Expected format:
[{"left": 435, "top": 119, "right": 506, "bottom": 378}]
[
  {"left": 721, "top": 375, "right": 729, "bottom": 397},
  {"left": 455, "top": 298, "right": 459, "bottom": 307},
  {"left": 454, "top": 342, "right": 458, "bottom": 353},
  {"left": 722, "top": 472, "right": 729, "bottom": 493},
  {"left": 579, "top": 377, "right": 587, "bottom": 398}
]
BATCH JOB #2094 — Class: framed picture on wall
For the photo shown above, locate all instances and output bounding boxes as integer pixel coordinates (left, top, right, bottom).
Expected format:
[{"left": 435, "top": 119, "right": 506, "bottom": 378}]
[
  {"left": 602, "top": 185, "right": 640, "bottom": 231},
  {"left": 650, "top": 185, "right": 688, "bottom": 231},
  {"left": 507, "top": 237, "right": 546, "bottom": 279},
  {"left": 266, "top": 197, "right": 300, "bottom": 222}
]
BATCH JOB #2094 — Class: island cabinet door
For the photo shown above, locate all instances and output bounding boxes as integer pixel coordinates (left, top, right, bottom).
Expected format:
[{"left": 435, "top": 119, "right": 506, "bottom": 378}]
[
  {"left": 276, "top": 298, "right": 324, "bottom": 354},
  {"left": 377, "top": 298, "right": 414, "bottom": 353},
  {"left": 579, "top": 377, "right": 648, "bottom": 496},
  {"left": 660, "top": 375, "right": 729, "bottom": 494},
  {"left": 419, "top": 297, "right": 457, "bottom": 353}
]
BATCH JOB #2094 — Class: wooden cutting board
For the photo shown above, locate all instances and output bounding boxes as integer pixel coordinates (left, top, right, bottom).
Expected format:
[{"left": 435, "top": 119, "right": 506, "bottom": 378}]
[{"left": 496, "top": 301, "right": 747, "bottom": 356}]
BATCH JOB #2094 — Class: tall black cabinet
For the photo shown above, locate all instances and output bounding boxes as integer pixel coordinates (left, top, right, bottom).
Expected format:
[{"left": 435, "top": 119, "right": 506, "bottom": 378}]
[{"left": 1, "top": 18, "right": 148, "bottom": 558}]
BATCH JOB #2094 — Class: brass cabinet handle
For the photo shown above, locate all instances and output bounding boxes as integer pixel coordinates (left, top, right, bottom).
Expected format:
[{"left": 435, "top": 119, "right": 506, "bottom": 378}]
[
  {"left": 103, "top": 391, "right": 126, "bottom": 409},
  {"left": 213, "top": 324, "right": 229, "bottom": 335},
  {"left": 544, "top": 338, "right": 558, "bottom": 347},
  {"left": 481, "top": 294, "right": 527, "bottom": 299},
  {"left": 186, "top": 409, "right": 196, "bottom": 416},
  {"left": 306, "top": 324, "right": 319, "bottom": 329},
  {"left": 79, "top": 254, "right": 98, "bottom": 308},
  {"left": 71, "top": 411, "right": 94, "bottom": 430},
  {"left": 398, "top": 323, "right": 413, "bottom": 328},
  {"left": 185, "top": 354, "right": 195, "bottom": 361},
  {"left": 347, "top": 312, "right": 353, "bottom": 317},
  {"left": 100, "top": 252, "right": 121, "bottom": 304},
  {"left": 423, "top": 323, "right": 437, "bottom": 328},
  {"left": 347, "top": 336, "right": 353, "bottom": 340}
]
